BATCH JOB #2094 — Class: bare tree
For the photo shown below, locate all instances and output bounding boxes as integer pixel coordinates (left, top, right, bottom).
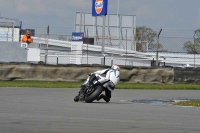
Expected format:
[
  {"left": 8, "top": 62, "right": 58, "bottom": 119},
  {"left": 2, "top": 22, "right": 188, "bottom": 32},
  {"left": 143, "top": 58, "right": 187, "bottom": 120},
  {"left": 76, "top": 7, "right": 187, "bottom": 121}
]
[
  {"left": 183, "top": 41, "right": 200, "bottom": 54},
  {"left": 183, "top": 29, "right": 200, "bottom": 54},
  {"left": 136, "top": 26, "right": 163, "bottom": 52}
]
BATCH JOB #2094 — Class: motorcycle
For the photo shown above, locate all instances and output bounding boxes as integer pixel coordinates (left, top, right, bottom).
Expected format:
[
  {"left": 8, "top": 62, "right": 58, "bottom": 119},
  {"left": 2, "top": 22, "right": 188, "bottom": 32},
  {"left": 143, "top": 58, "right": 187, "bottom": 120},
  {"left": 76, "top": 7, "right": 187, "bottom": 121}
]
[{"left": 74, "top": 73, "right": 115, "bottom": 103}]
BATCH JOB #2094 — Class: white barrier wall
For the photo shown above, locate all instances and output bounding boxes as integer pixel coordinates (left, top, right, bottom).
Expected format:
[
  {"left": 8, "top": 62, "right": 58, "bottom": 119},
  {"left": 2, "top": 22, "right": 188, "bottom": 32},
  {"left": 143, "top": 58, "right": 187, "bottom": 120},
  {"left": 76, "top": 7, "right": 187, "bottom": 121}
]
[
  {"left": 70, "top": 42, "right": 83, "bottom": 64},
  {"left": 0, "top": 42, "right": 27, "bottom": 62}
]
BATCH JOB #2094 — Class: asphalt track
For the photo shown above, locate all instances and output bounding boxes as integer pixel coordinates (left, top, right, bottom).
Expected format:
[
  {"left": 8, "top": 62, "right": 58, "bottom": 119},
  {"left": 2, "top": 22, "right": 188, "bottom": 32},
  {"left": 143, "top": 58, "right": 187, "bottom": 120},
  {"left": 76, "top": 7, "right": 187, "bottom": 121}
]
[{"left": 0, "top": 88, "right": 200, "bottom": 133}]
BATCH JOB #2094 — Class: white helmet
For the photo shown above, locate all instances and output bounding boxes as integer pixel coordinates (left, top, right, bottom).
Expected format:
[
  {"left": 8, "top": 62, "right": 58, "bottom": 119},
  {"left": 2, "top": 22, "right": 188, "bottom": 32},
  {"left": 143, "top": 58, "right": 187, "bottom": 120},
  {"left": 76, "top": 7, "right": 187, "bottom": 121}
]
[{"left": 111, "top": 64, "right": 120, "bottom": 71}]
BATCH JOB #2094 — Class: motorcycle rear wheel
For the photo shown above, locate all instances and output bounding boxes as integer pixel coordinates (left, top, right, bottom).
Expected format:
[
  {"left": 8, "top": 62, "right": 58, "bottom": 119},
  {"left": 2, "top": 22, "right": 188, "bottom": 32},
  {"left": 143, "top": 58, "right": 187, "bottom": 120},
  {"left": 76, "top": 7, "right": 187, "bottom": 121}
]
[{"left": 85, "top": 85, "right": 104, "bottom": 103}]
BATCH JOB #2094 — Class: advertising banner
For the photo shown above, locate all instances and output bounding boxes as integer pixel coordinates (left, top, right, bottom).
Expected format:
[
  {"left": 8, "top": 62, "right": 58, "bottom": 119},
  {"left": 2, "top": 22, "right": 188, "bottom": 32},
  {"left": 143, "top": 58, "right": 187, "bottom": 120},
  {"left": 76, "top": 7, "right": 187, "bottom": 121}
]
[
  {"left": 92, "top": 0, "right": 108, "bottom": 16},
  {"left": 72, "top": 32, "right": 84, "bottom": 42}
]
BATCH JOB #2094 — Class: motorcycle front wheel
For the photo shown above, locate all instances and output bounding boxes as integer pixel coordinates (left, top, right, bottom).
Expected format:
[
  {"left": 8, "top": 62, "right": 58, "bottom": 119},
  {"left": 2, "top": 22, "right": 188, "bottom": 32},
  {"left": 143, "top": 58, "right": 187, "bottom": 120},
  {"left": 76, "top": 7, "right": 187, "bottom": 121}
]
[{"left": 85, "top": 85, "right": 104, "bottom": 103}]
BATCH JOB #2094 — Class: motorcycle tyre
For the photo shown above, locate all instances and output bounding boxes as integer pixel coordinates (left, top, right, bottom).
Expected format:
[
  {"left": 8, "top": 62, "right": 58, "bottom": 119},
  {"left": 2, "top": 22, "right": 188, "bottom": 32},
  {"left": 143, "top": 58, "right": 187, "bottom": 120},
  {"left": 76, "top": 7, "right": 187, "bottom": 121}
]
[{"left": 85, "top": 85, "right": 104, "bottom": 103}]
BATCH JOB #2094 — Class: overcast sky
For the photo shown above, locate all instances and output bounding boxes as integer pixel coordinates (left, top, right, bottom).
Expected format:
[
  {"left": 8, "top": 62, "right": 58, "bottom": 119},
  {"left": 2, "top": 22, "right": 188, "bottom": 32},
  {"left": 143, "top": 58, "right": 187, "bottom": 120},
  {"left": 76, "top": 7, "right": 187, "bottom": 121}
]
[{"left": 0, "top": 0, "right": 200, "bottom": 37}]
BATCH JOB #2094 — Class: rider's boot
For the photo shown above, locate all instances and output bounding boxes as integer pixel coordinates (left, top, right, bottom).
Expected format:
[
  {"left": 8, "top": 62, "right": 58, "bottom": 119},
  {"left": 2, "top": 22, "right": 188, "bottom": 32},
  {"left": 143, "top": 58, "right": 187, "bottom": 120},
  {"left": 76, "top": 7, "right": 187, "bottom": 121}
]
[
  {"left": 74, "top": 95, "right": 79, "bottom": 102},
  {"left": 74, "top": 85, "right": 84, "bottom": 102},
  {"left": 74, "top": 83, "right": 90, "bottom": 102},
  {"left": 96, "top": 94, "right": 110, "bottom": 103}
]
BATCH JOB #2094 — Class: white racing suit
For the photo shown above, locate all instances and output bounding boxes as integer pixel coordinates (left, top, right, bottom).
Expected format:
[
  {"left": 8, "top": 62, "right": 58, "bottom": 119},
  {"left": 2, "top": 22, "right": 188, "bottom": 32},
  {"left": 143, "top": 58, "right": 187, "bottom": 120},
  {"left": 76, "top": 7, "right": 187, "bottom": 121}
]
[{"left": 81, "top": 68, "right": 120, "bottom": 102}]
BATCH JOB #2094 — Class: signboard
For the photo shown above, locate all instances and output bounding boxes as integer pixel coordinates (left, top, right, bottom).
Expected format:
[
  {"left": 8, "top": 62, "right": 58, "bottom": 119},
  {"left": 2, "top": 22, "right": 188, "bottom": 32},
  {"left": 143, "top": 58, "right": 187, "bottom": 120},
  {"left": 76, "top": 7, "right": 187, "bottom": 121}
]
[
  {"left": 21, "top": 43, "right": 28, "bottom": 48},
  {"left": 92, "top": 0, "right": 108, "bottom": 16},
  {"left": 72, "top": 32, "right": 84, "bottom": 42},
  {"left": 71, "top": 32, "right": 84, "bottom": 64},
  {"left": 70, "top": 42, "right": 83, "bottom": 64},
  {"left": 27, "top": 48, "right": 40, "bottom": 62}
]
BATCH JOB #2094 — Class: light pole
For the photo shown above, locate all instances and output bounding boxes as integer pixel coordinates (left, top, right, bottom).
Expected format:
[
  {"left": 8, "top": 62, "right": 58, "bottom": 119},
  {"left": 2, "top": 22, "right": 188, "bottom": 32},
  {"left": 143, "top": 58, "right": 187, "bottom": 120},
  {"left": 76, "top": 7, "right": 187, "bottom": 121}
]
[
  {"left": 117, "top": 0, "right": 119, "bottom": 32},
  {"left": 156, "top": 28, "right": 162, "bottom": 66},
  {"left": 193, "top": 31, "right": 197, "bottom": 68},
  {"left": 117, "top": 0, "right": 120, "bottom": 47}
]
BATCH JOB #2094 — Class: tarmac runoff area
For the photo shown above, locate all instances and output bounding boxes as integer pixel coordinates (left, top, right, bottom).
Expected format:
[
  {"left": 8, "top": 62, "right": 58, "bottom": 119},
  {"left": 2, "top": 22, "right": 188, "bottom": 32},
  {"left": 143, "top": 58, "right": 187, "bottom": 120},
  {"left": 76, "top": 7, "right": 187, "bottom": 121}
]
[{"left": 0, "top": 88, "right": 200, "bottom": 133}]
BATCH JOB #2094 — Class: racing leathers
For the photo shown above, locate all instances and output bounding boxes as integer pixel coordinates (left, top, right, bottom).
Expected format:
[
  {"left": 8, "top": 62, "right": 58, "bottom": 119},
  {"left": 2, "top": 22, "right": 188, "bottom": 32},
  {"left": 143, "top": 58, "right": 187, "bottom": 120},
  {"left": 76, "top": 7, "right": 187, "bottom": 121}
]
[{"left": 74, "top": 68, "right": 120, "bottom": 102}]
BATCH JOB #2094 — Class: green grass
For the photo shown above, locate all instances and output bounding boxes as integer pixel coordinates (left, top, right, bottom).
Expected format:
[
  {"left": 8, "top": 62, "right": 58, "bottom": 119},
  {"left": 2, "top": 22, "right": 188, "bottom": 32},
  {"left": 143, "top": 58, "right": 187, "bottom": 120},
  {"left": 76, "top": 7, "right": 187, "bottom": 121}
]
[
  {"left": 173, "top": 100, "right": 200, "bottom": 107},
  {"left": 0, "top": 80, "right": 200, "bottom": 90},
  {"left": 0, "top": 81, "right": 82, "bottom": 88}
]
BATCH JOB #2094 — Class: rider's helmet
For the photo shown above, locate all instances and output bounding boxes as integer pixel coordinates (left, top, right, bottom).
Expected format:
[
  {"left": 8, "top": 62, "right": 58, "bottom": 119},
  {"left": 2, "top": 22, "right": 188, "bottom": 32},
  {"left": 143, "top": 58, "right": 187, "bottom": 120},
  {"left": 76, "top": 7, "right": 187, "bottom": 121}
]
[{"left": 111, "top": 64, "right": 120, "bottom": 71}]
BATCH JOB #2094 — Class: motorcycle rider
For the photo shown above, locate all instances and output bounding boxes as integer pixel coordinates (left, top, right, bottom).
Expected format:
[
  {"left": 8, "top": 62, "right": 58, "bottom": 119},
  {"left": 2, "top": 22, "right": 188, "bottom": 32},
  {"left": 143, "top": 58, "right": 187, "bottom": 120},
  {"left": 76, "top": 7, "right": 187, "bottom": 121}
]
[{"left": 74, "top": 64, "right": 120, "bottom": 103}]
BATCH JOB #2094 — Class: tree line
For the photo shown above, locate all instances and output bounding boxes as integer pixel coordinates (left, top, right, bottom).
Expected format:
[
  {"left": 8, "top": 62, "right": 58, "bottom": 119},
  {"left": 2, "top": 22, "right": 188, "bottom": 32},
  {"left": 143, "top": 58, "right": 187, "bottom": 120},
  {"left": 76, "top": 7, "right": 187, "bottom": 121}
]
[
  {"left": 136, "top": 26, "right": 200, "bottom": 54},
  {"left": 183, "top": 29, "right": 200, "bottom": 54}
]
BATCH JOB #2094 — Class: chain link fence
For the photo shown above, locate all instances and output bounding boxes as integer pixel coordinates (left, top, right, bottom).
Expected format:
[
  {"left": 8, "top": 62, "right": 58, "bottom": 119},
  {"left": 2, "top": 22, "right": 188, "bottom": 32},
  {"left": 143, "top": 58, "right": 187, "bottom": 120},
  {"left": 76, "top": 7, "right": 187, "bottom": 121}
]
[
  {"left": 1, "top": 26, "right": 200, "bottom": 67},
  {"left": 33, "top": 33, "right": 200, "bottom": 67},
  {"left": 158, "top": 36, "right": 200, "bottom": 67}
]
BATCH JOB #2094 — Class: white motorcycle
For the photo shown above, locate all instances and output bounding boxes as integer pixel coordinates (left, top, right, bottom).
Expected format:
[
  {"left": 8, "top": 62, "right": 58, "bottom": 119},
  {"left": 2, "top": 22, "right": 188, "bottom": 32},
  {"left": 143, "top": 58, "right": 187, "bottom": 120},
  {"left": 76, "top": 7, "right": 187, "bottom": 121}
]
[{"left": 74, "top": 64, "right": 120, "bottom": 103}]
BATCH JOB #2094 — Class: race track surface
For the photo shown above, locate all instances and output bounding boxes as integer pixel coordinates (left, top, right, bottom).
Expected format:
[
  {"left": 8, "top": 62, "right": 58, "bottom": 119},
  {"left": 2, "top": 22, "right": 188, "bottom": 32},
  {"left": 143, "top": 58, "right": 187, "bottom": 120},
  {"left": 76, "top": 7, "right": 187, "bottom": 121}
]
[{"left": 0, "top": 88, "right": 200, "bottom": 133}]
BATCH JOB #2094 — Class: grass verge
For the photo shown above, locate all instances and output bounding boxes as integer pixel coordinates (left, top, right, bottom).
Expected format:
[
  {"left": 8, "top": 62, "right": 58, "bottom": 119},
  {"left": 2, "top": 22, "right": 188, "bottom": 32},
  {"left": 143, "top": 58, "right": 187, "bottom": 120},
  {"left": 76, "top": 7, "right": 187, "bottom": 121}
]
[
  {"left": 0, "top": 80, "right": 200, "bottom": 90},
  {"left": 172, "top": 100, "right": 200, "bottom": 107},
  {"left": 0, "top": 81, "right": 82, "bottom": 88}
]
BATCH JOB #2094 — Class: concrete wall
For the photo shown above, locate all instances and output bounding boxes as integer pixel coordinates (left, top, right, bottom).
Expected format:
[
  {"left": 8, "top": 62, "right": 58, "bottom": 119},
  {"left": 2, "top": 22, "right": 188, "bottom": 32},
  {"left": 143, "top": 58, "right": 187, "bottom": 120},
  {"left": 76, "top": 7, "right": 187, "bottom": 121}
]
[
  {"left": 0, "top": 42, "right": 27, "bottom": 62},
  {"left": 174, "top": 67, "right": 200, "bottom": 84},
  {"left": 0, "top": 42, "right": 41, "bottom": 63}
]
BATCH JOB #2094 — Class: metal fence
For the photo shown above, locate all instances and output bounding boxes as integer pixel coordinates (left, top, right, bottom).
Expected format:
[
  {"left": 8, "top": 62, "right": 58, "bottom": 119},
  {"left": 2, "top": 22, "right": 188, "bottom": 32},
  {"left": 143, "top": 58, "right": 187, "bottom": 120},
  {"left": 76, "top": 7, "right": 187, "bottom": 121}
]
[
  {"left": 31, "top": 33, "right": 200, "bottom": 67},
  {"left": 1, "top": 28, "right": 200, "bottom": 67},
  {"left": 33, "top": 33, "right": 194, "bottom": 52}
]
